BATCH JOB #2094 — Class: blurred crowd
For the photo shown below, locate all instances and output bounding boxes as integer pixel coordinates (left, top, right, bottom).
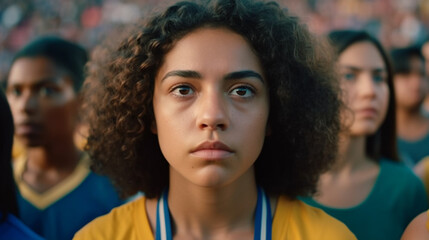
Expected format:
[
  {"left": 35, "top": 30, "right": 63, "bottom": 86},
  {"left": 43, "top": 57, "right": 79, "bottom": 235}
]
[{"left": 2, "top": 0, "right": 429, "bottom": 82}]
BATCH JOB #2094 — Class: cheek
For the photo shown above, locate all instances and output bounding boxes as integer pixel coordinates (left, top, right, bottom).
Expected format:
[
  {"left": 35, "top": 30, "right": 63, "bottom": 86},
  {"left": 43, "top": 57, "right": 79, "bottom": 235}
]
[
  {"left": 377, "top": 86, "right": 390, "bottom": 124},
  {"left": 44, "top": 101, "right": 77, "bottom": 131},
  {"left": 153, "top": 104, "right": 189, "bottom": 159},
  {"left": 339, "top": 82, "right": 354, "bottom": 107}
]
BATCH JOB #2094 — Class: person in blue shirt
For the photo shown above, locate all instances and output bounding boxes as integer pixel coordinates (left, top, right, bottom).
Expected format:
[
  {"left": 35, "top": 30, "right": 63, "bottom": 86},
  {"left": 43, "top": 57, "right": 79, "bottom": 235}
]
[
  {"left": 0, "top": 89, "right": 43, "bottom": 240},
  {"left": 301, "top": 30, "right": 428, "bottom": 240},
  {"left": 4, "top": 36, "right": 124, "bottom": 240}
]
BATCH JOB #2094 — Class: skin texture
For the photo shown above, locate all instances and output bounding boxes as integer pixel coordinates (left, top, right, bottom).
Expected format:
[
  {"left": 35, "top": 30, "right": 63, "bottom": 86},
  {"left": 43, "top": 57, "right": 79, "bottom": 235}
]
[
  {"left": 6, "top": 56, "right": 80, "bottom": 193},
  {"left": 338, "top": 41, "right": 389, "bottom": 137},
  {"left": 150, "top": 27, "right": 270, "bottom": 239},
  {"left": 6, "top": 57, "right": 78, "bottom": 148},
  {"left": 315, "top": 41, "right": 389, "bottom": 208},
  {"left": 401, "top": 211, "right": 429, "bottom": 240},
  {"left": 83, "top": 0, "right": 342, "bottom": 200},
  {"left": 153, "top": 27, "right": 269, "bottom": 188},
  {"left": 394, "top": 54, "right": 429, "bottom": 142},
  {"left": 394, "top": 56, "right": 427, "bottom": 111}
]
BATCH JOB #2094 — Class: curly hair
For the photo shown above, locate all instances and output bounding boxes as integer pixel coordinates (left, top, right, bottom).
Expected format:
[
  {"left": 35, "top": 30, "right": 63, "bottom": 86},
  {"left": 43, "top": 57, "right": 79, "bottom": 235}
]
[
  {"left": 83, "top": 0, "right": 341, "bottom": 199},
  {"left": 328, "top": 30, "right": 399, "bottom": 162}
]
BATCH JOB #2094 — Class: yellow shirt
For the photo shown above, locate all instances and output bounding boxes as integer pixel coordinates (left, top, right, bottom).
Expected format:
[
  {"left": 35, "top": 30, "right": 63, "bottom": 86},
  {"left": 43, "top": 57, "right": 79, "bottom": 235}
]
[{"left": 74, "top": 196, "right": 356, "bottom": 240}]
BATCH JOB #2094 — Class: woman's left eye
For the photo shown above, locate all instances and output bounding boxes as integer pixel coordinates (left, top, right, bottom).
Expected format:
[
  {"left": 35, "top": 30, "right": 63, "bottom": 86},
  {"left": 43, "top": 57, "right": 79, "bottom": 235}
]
[
  {"left": 372, "top": 74, "right": 386, "bottom": 83},
  {"left": 171, "top": 85, "right": 194, "bottom": 97},
  {"left": 230, "top": 86, "right": 255, "bottom": 98}
]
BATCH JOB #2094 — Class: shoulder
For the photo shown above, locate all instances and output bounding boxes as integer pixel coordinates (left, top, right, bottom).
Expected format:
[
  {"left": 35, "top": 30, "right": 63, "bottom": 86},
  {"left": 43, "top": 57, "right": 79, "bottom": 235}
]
[
  {"left": 272, "top": 196, "right": 356, "bottom": 240},
  {"left": 378, "top": 159, "right": 426, "bottom": 197},
  {"left": 401, "top": 210, "right": 429, "bottom": 240},
  {"left": 0, "top": 214, "right": 44, "bottom": 240},
  {"left": 414, "top": 157, "right": 429, "bottom": 180},
  {"left": 380, "top": 159, "right": 421, "bottom": 182},
  {"left": 73, "top": 197, "right": 152, "bottom": 240}
]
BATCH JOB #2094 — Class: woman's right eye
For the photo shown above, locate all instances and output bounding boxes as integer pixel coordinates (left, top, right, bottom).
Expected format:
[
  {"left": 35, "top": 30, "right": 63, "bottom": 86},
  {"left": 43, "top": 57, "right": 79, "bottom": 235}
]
[
  {"left": 342, "top": 73, "right": 356, "bottom": 81},
  {"left": 171, "top": 85, "right": 194, "bottom": 97},
  {"left": 8, "top": 87, "right": 22, "bottom": 97}
]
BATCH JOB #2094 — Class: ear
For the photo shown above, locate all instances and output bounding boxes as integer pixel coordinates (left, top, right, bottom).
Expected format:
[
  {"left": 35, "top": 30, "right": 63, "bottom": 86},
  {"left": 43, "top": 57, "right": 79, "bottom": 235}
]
[{"left": 151, "top": 120, "right": 157, "bottom": 134}]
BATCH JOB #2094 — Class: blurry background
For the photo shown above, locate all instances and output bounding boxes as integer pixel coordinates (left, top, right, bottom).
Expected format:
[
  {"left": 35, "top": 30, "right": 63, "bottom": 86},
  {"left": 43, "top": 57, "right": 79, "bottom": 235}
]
[{"left": 1, "top": 0, "right": 429, "bottom": 82}]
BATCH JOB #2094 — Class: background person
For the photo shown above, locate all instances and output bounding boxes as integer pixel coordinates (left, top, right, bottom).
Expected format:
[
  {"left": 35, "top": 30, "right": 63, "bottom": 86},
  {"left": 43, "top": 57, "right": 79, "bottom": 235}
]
[
  {"left": 5, "top": 36, "right": 123, "bottom": 240},
  {"left": 301, "top": 30, "right": 428, "bottom": 240}
]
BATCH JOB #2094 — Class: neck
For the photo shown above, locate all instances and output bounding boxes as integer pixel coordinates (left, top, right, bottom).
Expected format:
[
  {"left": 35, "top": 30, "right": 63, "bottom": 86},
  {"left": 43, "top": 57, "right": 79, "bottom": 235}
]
[
  {"left": 331, "top": 134, "right": 370, "bottom": 173},
  {"left": 396, "top": 107, "right": 424, "bottom": 125},
  {"left": 25, "top": 139, "right": 81, "bottom": 172},
  {"left": 167, "top": 168, "right": 258, "bottom": 239},
  {"left": 396, "top": 107, "right": 429, "bottom": 140}
]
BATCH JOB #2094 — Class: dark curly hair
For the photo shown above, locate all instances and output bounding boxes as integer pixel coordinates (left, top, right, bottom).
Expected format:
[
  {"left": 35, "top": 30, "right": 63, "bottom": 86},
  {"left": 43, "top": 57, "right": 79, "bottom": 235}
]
[
  {"left": 83, "top": 0, "right": 341, "bottom": 199},
  {"left": 328, "top": 30, "right": 399, "bottom": 162}
]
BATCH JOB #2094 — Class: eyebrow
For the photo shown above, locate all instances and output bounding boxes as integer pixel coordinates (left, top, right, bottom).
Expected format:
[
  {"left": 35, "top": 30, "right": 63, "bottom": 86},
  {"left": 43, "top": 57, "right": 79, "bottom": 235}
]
[
  {"left": 8, "top": 78, "right": 59, "bottom": 88},
  {"left": 339, "top": 65, "right": 386, "bottom": 73},
  {"left": 161, "top": 70, "right": 265, "bottom": 83}
]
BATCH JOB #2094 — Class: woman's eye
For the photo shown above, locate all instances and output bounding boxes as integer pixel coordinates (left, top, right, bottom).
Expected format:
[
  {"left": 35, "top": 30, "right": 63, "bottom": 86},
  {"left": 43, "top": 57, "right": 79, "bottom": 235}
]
[
  {"left": 171, "top": 85, "right": 194, "bottom": 97},
  {"left": 9, "top": 87, "right": 22, "bottom": 97},
  {"left": 372, "top": 74, "right": 386, "bottom": 83},
  {"left": 342, "top": 73, "right": 356, "bottom": 81},
  {"left": 39, "top": 86, "right": 56, "bottom": 97},
  {"left": 230, "top": 86, "right": 255, "bottom": 98}
]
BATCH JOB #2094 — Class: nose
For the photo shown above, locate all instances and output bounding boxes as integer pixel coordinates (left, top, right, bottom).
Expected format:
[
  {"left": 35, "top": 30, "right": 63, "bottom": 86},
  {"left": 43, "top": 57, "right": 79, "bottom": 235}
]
[
  {"left": 20, "top": 91, "right": 38, "bottom": 115},
  {"left": 358, "top": 73, "right": 377, "bottom": 99},
  {"left": 196, "top": 89, "right": 229, "bottom": 131}
]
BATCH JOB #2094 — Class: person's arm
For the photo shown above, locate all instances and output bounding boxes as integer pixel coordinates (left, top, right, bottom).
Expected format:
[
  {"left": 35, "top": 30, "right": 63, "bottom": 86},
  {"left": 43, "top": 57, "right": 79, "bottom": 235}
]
[{"left": 401, "top": 211, "right": 429, "bottom": 240}]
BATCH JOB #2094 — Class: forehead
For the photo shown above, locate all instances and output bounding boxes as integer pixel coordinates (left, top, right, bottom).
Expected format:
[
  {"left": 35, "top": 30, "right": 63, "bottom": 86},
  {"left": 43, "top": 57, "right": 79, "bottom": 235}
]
[
  {"left": 338, "top": 41, "right": 386, "bottom": 70},
  {"left": 159, "top": 27, "right": 262, "bottom": 75},
  {"left": 8, "top": 56, "right": 62, "bottom": 86}
]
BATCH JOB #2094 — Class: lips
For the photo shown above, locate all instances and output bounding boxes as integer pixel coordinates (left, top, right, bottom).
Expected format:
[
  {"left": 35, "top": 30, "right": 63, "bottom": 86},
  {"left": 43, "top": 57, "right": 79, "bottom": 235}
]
[
  {"left": 15, "top": 122, "right": 43, "bottom": 136},
  {"left": 355, "top": 107, "right": 378, "bottom": 118},
  {"left": 190, "top": 141, "right": 234, "bottom": 160}
]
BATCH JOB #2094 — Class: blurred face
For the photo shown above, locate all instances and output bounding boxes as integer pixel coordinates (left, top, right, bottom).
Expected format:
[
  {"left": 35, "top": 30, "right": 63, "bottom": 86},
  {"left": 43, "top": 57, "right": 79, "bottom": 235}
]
[
  {"left": 338, "top": 41, "right": 389, "bottom": 136},
  {"left": 153, "top": 27, "right": 269, "bottom": 188},
  {"left": 422, "top": 42, "right": 429, "bottom": 74},
  {"left": 6, "top": 57, "right": 78, "bottom": 147},
  {"left": 393, "top": 55, "right": 427, "bottom": 110}
]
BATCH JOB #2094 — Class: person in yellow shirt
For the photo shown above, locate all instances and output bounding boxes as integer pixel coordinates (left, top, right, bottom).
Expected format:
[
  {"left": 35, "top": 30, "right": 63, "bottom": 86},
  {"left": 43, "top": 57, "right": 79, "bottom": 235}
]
[
  {"left": 74, "top": 0, "right": 356, "bottom": 239},
  {"left": 401, "top": 210, "right": 429, "bottom": 239}
]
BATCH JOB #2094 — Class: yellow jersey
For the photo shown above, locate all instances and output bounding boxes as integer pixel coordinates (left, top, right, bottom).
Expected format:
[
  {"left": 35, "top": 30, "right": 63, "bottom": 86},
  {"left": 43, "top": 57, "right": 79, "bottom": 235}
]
[{"left": 74, "top": 196, "right": 356, "bottom": 240}]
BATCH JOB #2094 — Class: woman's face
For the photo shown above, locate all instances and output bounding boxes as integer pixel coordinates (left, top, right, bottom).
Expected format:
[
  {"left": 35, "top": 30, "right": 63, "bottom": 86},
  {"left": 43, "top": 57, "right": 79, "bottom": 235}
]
[
  {"left": 393, "top": 55, "right": 427, "bottom": 110},
  {"left": 338, "top": 41, "right": 389, "bottom": 137},
  {"left": 6, "top": 57, "right": 78, "bottom": 147},
  {"left": 153, "top": 27, "right": 269, "bottom": 188}
]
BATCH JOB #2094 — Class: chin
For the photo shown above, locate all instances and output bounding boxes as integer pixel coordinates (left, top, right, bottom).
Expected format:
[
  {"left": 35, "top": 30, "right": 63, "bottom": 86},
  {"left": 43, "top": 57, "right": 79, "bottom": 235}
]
[
  {"left": 350, "top": 126, "right": 378, "bottom": 136},
  {"left": 17, "top": 137, "right": 44, "bottom": 148},
  {"left": 192, "top": 167, "right": 235, "bottom": 188}
]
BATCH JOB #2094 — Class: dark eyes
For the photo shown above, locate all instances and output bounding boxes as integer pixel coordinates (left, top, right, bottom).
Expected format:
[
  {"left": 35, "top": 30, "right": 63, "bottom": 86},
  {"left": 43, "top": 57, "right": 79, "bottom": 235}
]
[
  {"left": 7, "top": 86, "right": 58, "bottom": 97},
  {"left": 230, "top": 86, "right": 255, "bottom": 97},
  {"left": 171, "top": 85, "right": 194, "bottom": 97},
  {"left": 170, "top": 84, "right": 256, "bottom": 98}
]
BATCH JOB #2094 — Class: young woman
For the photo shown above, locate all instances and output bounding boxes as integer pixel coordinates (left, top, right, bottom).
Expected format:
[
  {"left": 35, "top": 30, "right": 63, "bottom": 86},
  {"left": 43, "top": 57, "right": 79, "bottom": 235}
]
[
  {"left": 5, "top": 36, "right": 123, "bottom": 240},
  {"left": 390, "top": 46, "right": 429, "bottom": 166},
  {"left": 74, "top": 0, "right": 356, "bottom": 239},
  {"left": 301, "top": 30, "right": 428, "bottom": 240}
]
